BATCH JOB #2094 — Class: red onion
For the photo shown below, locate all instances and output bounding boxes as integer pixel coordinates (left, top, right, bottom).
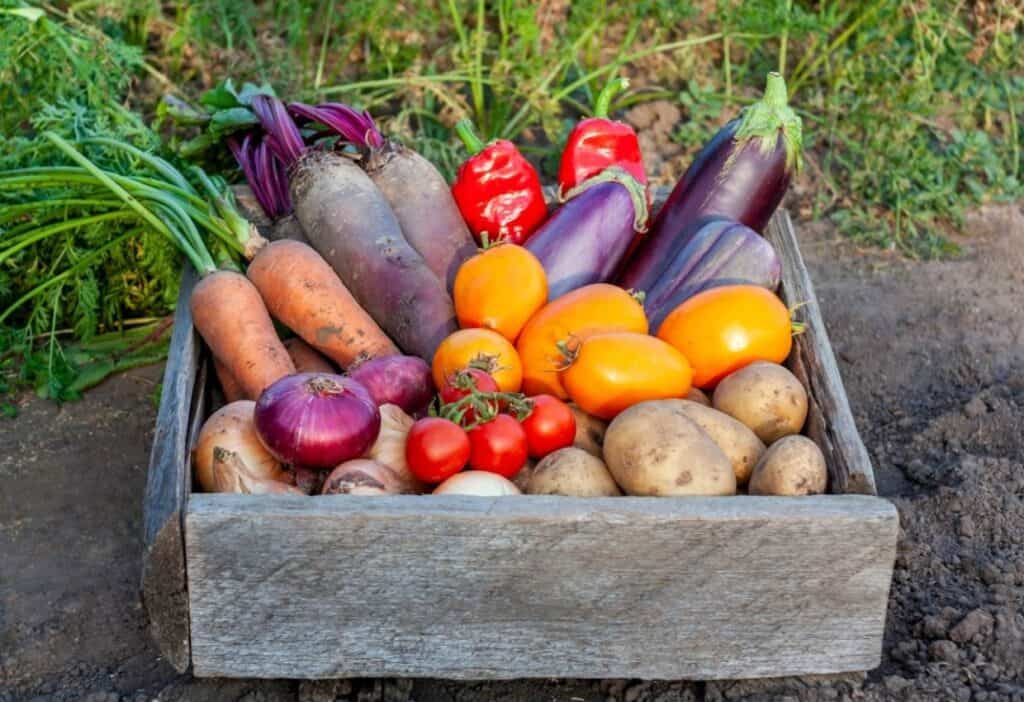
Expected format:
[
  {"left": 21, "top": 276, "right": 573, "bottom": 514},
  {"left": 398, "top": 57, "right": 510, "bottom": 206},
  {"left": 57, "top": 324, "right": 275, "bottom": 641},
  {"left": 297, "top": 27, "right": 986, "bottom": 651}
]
[
  {"left": 347, "top": 355, "right": 435, "bottom": 415},
  {"left": 255, "top": 372, "right": 381, "bottom": 468}
]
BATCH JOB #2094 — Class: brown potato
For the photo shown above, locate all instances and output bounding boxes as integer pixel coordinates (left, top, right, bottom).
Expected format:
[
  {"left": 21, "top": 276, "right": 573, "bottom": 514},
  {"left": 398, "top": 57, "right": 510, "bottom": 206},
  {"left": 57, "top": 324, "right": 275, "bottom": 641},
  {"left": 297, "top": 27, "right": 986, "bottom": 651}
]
[
  {"left": 662, "top": 400, "right": 767, "bottom": 486},
  {"left": 511, "top": 457, "right": 538, "bottom": 492},
  {"left": 685, "top": 387, "right": 711, "bottom": 406},
  {"left": 748, "top": 435, "right": 827, "bottom": 496},
  {"left": 603, "top": 401, "right": 736, "bottom": 496},
  {"left": 568, "top": 403, "right": 608, "bottom": 457},
  {"left": 526, "top": 447, "right": 622, "bottom": 497},
  {"left": 712, "top": 362, "right": 809, "bottom": 443}
]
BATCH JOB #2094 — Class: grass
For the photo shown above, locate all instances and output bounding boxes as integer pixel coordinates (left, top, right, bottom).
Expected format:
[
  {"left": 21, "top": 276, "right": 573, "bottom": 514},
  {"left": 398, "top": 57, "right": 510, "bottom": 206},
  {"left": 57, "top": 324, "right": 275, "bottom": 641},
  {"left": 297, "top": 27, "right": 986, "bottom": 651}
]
[{"left": 130, "top": 0, "right": 1023, "bottom": 258}]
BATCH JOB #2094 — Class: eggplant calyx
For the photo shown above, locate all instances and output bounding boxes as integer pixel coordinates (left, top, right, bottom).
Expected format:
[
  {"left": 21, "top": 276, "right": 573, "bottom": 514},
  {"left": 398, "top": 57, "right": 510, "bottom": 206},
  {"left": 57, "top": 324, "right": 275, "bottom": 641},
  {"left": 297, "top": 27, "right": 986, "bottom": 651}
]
[
  {"left": 732, "top": 72, "right": 803, "bottom": 174},
  {"left": 561, "top": 166, "right": 650, "bottom": 232}
]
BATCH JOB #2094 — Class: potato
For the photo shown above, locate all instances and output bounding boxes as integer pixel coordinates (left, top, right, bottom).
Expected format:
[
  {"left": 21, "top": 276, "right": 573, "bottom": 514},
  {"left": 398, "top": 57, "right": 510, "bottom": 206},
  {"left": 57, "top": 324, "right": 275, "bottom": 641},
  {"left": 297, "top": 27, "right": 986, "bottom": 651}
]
[
  {"left": 526, "top": 447, "right": 622, "bottom": 497},
  {"left": 666, "top": 400, "right": 766, "bottom": 486},
  {"left": 684, "top": 387, "right": 711, "bottom": 406},
  {"left": 712, "top": 361, "right": 809, "bottom": 443},
  {"left": 569, "top": 403, "right": 608, "bottom": 457},
  {"left": 603, "top": 401, "right": 736, "bottom": 496},
  {"left": 748, "top": 435, "right": 827, "bottom": 496}
]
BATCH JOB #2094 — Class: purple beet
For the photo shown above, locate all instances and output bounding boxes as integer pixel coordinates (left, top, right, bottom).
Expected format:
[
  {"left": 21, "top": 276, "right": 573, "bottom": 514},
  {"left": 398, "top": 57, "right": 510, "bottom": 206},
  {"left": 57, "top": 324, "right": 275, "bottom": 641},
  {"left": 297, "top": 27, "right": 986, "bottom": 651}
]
[
  {"left": 644, "top": 217, "right": 782, "bottom": 331},
  {"left": 619, "top": 72, "right": 802, "bottom": 292},
  {"left": 525, "top": 169, "right": 648, "bottom": 300}
]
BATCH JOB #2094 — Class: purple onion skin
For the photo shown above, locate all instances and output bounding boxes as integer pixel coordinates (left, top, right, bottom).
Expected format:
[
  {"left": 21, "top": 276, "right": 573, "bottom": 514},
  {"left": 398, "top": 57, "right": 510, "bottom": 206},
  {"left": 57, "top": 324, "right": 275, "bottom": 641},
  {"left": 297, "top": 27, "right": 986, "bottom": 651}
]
[
  {"left": 346, "top": 355, "right": 435, "bottom": 416},
  {"left": 525, "top": 181, "right": 638, "bottom": 300},
  {"left": 254, "top": 373, "right": 381, "bottom": 469},
  {"left": 619, "top": 120, "right": 791, "bottom": 291},
  {"left": 644, "top": 217, "right": 782, "bottom": 332}
]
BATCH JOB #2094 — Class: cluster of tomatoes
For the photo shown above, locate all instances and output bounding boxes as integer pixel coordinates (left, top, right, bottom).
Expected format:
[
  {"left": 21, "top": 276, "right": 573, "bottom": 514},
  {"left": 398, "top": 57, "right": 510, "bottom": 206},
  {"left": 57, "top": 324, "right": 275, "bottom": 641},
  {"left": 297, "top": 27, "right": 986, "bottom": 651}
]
[{"left": 405, "top": 368, "right": 576, "bottom": 484}]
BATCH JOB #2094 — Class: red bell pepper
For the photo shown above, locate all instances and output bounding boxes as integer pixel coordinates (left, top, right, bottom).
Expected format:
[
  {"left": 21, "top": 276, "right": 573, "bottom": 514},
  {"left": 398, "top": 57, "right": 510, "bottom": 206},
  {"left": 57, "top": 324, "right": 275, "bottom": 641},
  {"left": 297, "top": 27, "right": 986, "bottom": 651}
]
[
  {"left": 451, "top": 120, "right": 547, "bottom": 245},
  {"left": 557, "top": 77, "right": 647, "bottom": 199}
]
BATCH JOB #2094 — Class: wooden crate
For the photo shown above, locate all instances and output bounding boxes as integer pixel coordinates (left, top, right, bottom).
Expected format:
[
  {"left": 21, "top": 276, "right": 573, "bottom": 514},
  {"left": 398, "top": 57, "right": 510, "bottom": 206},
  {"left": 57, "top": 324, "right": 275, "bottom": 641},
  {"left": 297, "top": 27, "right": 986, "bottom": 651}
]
[{"left": 142, "top": 211, "right": 898, "bottom": 680}]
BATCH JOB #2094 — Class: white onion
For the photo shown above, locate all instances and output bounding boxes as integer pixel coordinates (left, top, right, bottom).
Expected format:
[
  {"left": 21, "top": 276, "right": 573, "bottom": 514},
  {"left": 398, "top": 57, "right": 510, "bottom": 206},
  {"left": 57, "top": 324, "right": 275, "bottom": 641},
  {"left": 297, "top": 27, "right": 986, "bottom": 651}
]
[{"left": 432, "top": 471, "right": 522, "bottom": 496}]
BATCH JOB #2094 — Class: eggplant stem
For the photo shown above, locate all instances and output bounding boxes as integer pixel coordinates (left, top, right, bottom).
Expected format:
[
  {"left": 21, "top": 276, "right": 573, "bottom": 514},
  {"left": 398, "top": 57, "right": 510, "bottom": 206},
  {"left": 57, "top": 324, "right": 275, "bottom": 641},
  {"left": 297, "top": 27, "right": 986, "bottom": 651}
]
[
  {"left": 728, "top": 72, "right": 803, "bottom": 175},
  {"left": 562, "top": 167, "right": 649, "bottom": 232}
]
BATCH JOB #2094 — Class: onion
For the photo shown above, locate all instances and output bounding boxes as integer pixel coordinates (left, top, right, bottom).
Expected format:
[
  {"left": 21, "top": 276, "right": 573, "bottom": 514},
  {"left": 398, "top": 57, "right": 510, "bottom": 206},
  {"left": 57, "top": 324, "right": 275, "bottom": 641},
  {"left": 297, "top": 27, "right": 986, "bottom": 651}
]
[
  {"left": 321, "top": 459, "right": 414, "bottom": 495},
  {"left": 254, "top": 373, "right": 381, "bottom": 468},
  {"left": 347, "top": 355, "right": 434, "bottom": 415},
  {"left": 193, "top": 400, "right": 289, "bottom": 492},
  {"left": 432, "top": 471, "right": 522, "bottom": 496},
  {"left": 362, "top": 404, "right": 425, "bottom": 491},
  {"left": 213, "top": 447, "right": 305, "bottom": 495}
]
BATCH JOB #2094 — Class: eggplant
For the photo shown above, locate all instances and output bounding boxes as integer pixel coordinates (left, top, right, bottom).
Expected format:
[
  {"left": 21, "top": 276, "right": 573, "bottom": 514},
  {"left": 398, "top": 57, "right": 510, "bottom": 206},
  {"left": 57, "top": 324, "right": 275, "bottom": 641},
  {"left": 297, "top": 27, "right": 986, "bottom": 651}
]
[
  {"left": 644, "top": 217, "right": 782, "bottom": 331},
  {"left": 619, "top": 72, "right": 802, "bottom": 291},
  {"left": 525, "top": 169, "right": 648, "bottom": 300}
]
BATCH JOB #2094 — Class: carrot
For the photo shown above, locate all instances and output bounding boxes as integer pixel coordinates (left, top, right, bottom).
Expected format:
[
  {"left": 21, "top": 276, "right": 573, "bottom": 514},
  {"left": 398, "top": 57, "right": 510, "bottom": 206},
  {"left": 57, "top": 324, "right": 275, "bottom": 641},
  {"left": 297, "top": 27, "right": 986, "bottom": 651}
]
[
  {"left": 284, "top": 337, "right": 336, "bottom": 374},
  {"left": 190, "top": 271, "right": 296, "bottom": 399},
  {"left": 246, "top": 239, "right": 399, "bottom": 367},
  {"left": 214, "top": 358, "right": 248, "bottom": 402}
]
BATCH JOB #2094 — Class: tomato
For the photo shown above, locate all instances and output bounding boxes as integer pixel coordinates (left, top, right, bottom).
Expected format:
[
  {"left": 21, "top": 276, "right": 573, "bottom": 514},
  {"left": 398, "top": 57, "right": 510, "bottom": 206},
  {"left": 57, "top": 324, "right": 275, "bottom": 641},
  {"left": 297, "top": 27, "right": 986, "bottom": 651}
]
[
  {"left": 454, "top": 244, "right": 548, "bottom": 342},
  {"left": 439, "top": 368, "right": 500, "bottom": 424},
  {"left": 521, "top": 394, "right": 576, "bottom": 458},
  {"left": 467, "top": 414, "right": 529, "bottom": 478},
  {"left": 561, "top": 332, "right": 693, "bottom": 420},
  {"left": 439, "top": 368, "right": 500, "bottom": 405},
  {"left": 656, "top": 284, "right": 792, "bottom": 389},
  {"left": 516, "top": 283, "right": 647, "bottom": 398},
  {"left": 433, "top": 328, "right": 523, "bottom": 392},
  {"left": 406, "top": 417, "right": 471, "bottom": 483}
]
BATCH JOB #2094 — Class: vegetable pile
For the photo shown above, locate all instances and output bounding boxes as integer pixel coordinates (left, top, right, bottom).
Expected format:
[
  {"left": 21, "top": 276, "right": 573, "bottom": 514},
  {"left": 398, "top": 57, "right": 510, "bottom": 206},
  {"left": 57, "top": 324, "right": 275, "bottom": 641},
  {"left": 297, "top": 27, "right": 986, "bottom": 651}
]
[{"left": 175, "top": 71, "right": 827, "bottom": 499}]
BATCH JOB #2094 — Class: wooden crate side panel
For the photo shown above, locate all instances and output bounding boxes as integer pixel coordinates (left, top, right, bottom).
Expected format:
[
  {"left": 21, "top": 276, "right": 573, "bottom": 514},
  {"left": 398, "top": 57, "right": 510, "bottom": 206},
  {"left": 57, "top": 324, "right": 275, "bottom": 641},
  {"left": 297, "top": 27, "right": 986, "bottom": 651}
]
[
  {"left": 141, "top": 266, "right": 201, "bottom": 673},
  {"left": 186, "top": 494, "right": 897, "bottom": 680},
  {"left": 765, "top": 212, "right": 878, "bottom": 496}
]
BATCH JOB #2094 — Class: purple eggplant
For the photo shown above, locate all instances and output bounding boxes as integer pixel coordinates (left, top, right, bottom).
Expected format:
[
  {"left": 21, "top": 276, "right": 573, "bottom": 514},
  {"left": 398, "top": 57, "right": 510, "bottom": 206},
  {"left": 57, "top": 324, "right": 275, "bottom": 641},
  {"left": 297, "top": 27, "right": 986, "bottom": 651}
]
[
  {"left": 644, "top": 217, "right": 782, "bottom": 331},
  {"left": 619, "top": 72, "right": 802, "bottom": 291},
  {"left": 525, "top": 168, "right": 648, "bottom": 300}
]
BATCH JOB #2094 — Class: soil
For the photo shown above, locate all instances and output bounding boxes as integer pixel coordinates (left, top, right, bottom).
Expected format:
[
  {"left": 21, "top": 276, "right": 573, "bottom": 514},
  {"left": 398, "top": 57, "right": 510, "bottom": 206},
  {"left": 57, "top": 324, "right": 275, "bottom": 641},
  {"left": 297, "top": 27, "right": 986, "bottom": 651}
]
[{"left": 2, "top": 203, "right": 1023, "bottom": 701}]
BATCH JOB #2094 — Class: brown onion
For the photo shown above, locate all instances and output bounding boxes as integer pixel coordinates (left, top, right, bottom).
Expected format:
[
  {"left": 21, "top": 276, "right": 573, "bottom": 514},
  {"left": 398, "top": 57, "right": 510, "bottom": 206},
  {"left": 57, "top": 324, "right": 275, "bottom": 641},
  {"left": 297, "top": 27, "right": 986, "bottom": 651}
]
[
  {"left": 213, "top": 447, "right": 304, "bottom": 495},
  {"left": 321, "top": 459, "right": 414, "bottom": 496},
  {"left": 193, "top": 400, "right": 289, "bottom": 492},
  {"left": 362, "top": 404, "right": 424, "bottom": 491}
]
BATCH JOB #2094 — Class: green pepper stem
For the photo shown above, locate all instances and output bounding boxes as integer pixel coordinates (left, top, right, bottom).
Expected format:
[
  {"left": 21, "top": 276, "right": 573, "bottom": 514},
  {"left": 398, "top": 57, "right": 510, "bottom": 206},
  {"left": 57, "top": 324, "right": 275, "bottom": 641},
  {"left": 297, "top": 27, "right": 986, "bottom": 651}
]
[
  {"left": 593, "top": 77, "right": 629, "bottom": 118},
  {"left": 454, "top": 119, "right": 486, "bottom": 155}
]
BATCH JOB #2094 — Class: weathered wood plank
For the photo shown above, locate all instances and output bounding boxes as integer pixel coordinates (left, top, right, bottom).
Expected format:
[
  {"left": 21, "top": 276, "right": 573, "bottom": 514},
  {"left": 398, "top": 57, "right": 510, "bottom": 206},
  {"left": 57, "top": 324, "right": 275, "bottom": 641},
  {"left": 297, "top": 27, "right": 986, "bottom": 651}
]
[
  {"left": 141, "top": 265, "right": 200, "bottom": 673},
  {"left": 186, "top": 493, "right": 897, "bottom": 680},
  {"left": 765, "top": 211, "right": 878, "bottom": 495}
]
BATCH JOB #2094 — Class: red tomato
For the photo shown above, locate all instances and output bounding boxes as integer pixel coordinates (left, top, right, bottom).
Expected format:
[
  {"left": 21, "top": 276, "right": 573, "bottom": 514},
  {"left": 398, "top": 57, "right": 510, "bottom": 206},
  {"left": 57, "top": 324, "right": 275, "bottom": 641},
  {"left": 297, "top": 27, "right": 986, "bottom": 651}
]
[
  {"left": 468, "top": 414, "right": 528, "bottom": 478},
  {"left": 520, "top": 394, "right": 576, "bottom": 458},
  {"left": 440, "top": 368, "right": 501, "bottom": 424},
  {"left": 406, "top": 418, "right": 471, "bottom": 483}
]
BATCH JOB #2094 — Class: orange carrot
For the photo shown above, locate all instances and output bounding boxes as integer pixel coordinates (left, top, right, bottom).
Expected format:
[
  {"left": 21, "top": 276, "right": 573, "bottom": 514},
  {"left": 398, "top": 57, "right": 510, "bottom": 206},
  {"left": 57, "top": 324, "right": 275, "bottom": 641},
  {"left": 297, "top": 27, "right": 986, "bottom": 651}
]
[
  {"left": 246, "top": 239, "right": 399, "bottom": 367},
  {"left": 190, "top": 271, "right": 296, "bottom": 399},
  {"left": 284, "top": 337, "right": 335, "bottom": 374},
  {"left": 214, "top": 358, "right": 249, "bottom": 402}
]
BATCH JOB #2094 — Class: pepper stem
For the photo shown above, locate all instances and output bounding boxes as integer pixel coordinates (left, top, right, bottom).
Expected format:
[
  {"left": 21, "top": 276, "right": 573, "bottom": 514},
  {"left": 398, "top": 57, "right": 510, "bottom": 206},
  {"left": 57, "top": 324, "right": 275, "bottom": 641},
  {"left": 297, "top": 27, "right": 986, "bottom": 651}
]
[
  {"left": 593, "top": 77, "right": 629, "bottom": 118},
  {"left": 455, "top": 119, "right": 486, "bottom": 155},
  {"left": 730, "top": 72, "right": 803, "bottom": 174}
]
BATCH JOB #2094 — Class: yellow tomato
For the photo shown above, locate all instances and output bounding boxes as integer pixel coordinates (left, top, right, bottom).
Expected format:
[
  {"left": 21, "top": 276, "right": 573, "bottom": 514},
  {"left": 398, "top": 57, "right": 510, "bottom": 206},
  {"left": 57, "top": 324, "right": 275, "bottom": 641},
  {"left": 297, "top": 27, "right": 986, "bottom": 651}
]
[
  {"left": 432, "top": 328, "right": 523, "bottom": 392},
  {"left": 454, "top": 244, "right": 548, "bottom": 342}
]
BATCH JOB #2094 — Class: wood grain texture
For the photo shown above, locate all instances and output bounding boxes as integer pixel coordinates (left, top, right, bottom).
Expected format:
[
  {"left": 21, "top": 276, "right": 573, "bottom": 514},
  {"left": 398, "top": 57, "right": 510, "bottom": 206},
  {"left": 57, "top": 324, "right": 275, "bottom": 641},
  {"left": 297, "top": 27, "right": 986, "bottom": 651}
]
[
  {"left": 186, "top": 493, "right": 897, "bottom": 680},
  {"left": 141, "top": 266, "right": 200, "bottom": 673},
  {"left": 765, "top": 211, "right": 878, "bottom": 495}
]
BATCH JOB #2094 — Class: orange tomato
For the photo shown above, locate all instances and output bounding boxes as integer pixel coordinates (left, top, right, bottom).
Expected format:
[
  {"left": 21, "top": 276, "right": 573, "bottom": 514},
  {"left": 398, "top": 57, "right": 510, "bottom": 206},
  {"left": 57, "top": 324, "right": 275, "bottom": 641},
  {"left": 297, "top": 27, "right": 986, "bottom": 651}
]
[
  {"left": 657, "top": 284, "right": 792, "bottom": 389},
  {"left": 516, "top": 283, "right": 648, "bottom": 398},
  {"left": 432, "top": 328, "right": 523, "bottom": 392},
  {"left": 561, "top": 332, "right": 693, "bottom": 420},
  {"left": 454, "top": 244, "right": 547, "bottom": 341}
]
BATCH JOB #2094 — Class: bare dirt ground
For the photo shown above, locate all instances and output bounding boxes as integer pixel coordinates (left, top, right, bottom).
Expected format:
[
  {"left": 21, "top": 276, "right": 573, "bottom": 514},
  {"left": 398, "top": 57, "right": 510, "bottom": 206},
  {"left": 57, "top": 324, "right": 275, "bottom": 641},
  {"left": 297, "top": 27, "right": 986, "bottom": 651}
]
[{"left": 2, "top": 203, "right": 1023, "bottom": 702}]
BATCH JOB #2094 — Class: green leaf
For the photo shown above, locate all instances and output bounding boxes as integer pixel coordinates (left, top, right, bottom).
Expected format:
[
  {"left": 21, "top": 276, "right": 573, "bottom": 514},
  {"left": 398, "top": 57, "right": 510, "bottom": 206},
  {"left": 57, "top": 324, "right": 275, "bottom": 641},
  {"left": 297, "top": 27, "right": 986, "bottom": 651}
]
[
  {"left": 159, "top": 95, "right": 210, "bottom": 126},
  {"left": 236, "top": 82, "right": 276, "bottom": 106},
  {"left": 209, "top": 107, "right": 260, "bottom": 135},
  {"left": 200, "top": 80, "right": 241, "bottom": 110},
  {"left": 1, "top": 7, "right": 45, "bottom": 23}
]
